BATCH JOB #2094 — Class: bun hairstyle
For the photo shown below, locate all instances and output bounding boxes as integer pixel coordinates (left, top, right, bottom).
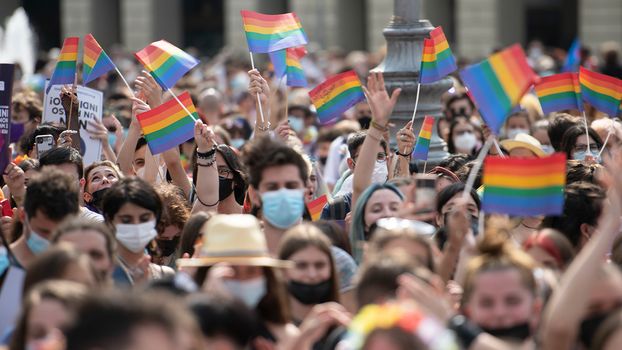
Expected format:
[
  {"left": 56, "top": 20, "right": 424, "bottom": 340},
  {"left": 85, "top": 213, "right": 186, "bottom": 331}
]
[{"left": 462, "top": 217, "right": 537, "bottom": 304}]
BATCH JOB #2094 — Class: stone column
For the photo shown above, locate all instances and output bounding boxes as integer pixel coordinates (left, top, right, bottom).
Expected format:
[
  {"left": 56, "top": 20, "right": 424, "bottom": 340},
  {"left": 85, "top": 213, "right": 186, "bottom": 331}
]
[
  {"left": 367, "top": 0, "right": 394, "bottom": 52},
  {"left": 579, "top": 0, "right": 622, "bottom": 52},
  {"left": 289, "top": 0, "right": 339, "bottom": 49},
  {"left": 455, "top": 0, "right": 498, "bottom": 60},
  {"left": 374, "top": 0, "right": 452, "bottom": 166}
]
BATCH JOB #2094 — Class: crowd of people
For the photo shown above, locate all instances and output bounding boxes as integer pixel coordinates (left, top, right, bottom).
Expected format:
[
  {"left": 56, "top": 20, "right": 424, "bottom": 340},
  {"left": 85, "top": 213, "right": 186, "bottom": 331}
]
[{"left": 1, "top": 35, "right": 622, "bottom": 350}]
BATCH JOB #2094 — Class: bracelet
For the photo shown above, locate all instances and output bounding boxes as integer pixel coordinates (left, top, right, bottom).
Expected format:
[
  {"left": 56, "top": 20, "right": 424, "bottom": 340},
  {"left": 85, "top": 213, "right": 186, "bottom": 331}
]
[
  {"left": 447, "top": 315, "right": 482, "bottom": 349},
  {"left": 197, "top": 158, "right": 216, "bottom": 167},
  {"left": 396, "top": 150, "right": 411, "bottom": 157},
  {"left": 196, "top": 193, "right": 218, "bottom": 207},
  {"left": 371, "top": 120, "right": 388, "bottom": 132},
  {"left": 196, "top": 146, "right": 216, "bottom": 159},
  {"left": 257, "top": 121, "right": 271, "bottom": 131}
]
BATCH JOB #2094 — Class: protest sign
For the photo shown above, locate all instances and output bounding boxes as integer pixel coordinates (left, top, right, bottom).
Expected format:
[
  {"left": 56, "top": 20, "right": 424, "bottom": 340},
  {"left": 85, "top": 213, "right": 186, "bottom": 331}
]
[
  {"left": 43, "top": 83, "right": 103, "bottom": 166},
  {"left": 0, "top": 64, "right": 14, "bottom": 173}
]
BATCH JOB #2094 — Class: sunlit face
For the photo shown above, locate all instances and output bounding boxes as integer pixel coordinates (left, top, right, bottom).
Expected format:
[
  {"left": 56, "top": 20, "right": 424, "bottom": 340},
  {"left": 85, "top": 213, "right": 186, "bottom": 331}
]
[
  {"left": 436, "top": 192, "right": 479, "bottom": 228},
  {"left": 573, "top": 134, "right": 598, "bottom": 154},
  {"left": 256, "top": 164, "right": 305, "bottom": 194},
  {"left": 286, "top": 246, "right": 331, "bottom": 284},
  {"left": 363, "top": 189, "right": 402, "bottom": 231},
  {"left": 57, "top": 230, "right": 112, "bottom": 279},
  {"left": 134, "top": 145, "right": 147, "bottom": 172},
  {"left": 466, "top": 269, "right": 535, "bottom": 329},
  {"left": 112, "top": 202, "right": 155, "bottom": 225},
  {"left": 506, "top": 115, "right": 530, "bottom": 132},
  {"left": 86, "top": 166, "right": 119, "bottom": 193},
  {"left": 26, "top": 299, "right": 70, "bottom": 348}
]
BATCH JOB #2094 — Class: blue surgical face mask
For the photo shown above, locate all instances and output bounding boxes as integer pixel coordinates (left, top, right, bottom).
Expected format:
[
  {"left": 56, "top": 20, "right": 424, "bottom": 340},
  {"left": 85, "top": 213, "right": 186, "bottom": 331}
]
[
  {"left": 27, "top": 230, "right": 50, "bottom": 255},
  {"left": 573, "top": 150, "right": 601, "bottom": 163},
  {"left": 230, "top": 138, "right": 245, "bottom": 149},
  {"left": 541, "top": 145, "right": 554, "bottom": 154},
  {"left": 108, "top": 132, "right": 117, "bottom": 147},
  {"left": 288, "top": 116, "right": 305, "bottom": 133},
  {"left": 261, "top": 188, "right": 305, "bottom": 229}
]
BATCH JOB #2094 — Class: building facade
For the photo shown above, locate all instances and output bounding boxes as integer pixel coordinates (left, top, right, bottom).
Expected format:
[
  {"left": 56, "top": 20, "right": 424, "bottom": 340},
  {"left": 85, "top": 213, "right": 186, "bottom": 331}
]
[{"left": 1, "top": 0, "right": 620, "bottom": 59}]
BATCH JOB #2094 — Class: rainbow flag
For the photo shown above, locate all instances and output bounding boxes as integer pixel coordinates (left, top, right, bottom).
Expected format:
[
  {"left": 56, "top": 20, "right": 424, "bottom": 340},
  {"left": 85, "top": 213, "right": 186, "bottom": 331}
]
[
  {"left": 136, "top": 91, "right": 197, "bottom": 155},
  {"left": 46, "top": 37, "right": 79, "bottom": 93},
  {"left": 83, "top": 34, "right": 116, "bottom": 84},
  {"left": 307, "top": 194, "right": 328, "bottom": 221},
  {"left": 579, "top": 67, "right": 622, "bottom": 116},
  {"left": 412, "top": 116, "right": 434, "bottom": 160},
  {"left": 135, "top": 40, "right": 199, "bottom": 91},
  {"left": 534, "top": 73, "right": 583, "bottom": 114},
  {"left": 460, "top": 44, "right": 537, "bottom": 134},
  {"left": 482, "top": 153, "right": 566, "bottom": 216},
  {"left": 241, "top": 10, "right": 307, "bottom": 53},
  {"left": 562, "top": 38, "right": 581, "bottom": 72},
  {"left": 419, "top": 26, "right": 457, "bottom": 84},
  {"left": 309, "top": 70, "right": 365, "bottom": 124},
  {"left": 269, "top": 46, "right": 308, "bottom": 87}
]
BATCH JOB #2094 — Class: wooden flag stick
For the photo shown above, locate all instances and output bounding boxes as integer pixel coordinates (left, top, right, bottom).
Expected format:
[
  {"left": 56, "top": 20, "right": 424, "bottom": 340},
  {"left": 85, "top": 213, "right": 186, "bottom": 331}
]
[
  {"left": 462, "top": 136, "right": 494, "bottom": 199},
  {"left": 582, "top": 111, "right": 591, "bottom": 154},
  {"left": 114, "top": 65, "right": 136, "bottom": 98},
  {"left": 167, "top": 88, "right": 198, "bottom": 122},
  {"left": 249, "top": 52, "right": 266, "bottom": 124}
]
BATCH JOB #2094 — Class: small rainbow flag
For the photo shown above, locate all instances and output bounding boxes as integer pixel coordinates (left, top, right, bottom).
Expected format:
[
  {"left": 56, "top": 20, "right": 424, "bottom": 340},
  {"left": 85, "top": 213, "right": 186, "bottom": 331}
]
[
  {"left": 46, "top": 37, "right": 79, "bottom": 93},
  {"left": 534, "top": 72, "right": 583, "bottom": 114},
  {"left": 309, "top": 70, "right": 365, "bottom": 124},
  {"left": 269, "top": 46, "right": 308, "bottom": 87},
  {"left": 136, "top": 91, "right": 197, "bottom": 155},
  {"left": 482, "top": 153, "right": 566, "bottom": 216},
  {"left": 241, "top": 10, "right": 307, "bottom": 53},
  {"left": 562, "top": 38, "right": 581, "bottom": 72},
  {"left": 135, "top": 40, "right": 199, "bottom": 91},
  {"left": 460, "top": 44, "right": 537, "bottom": 134},
  {"left": 412, "top": 116, "right": 434, "bottom": 160},
  {"left": 307, "top": 194, "right": 328, "bottom": 221},
  {"left": 83, "top": 34, "right": 116, "bottom": 84},
  {"left": 419, "top": 26, "right": 457, "bottom": 84},
  {"left": 579, "top": 67, "right": 622, "bottom": 116}
]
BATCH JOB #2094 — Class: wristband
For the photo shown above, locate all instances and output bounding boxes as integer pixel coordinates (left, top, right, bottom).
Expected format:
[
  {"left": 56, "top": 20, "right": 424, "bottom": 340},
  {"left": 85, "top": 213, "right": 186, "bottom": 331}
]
[
  {"left": 396, "top": 150, "right": 411, "bottom": 157},
  {"left": 196, "top": 146, "right": 216, "bottom": 159},
  {"left": 371, "top": 120, "right": 388, "bottom": 132}
]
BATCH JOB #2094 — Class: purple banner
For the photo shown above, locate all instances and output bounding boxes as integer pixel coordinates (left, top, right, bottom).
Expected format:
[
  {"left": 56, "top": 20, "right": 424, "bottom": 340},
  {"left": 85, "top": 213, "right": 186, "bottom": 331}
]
[{"left": 0, "top": 64, "right": 14, "bottom": 174}]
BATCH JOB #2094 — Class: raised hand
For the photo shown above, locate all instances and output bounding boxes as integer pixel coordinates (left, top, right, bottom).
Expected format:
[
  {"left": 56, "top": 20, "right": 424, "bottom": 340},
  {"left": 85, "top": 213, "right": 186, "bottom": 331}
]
[
  {"left": 248, "top": 69, "right": 270, "bottom": 105},
  {"left": 134, "top": 70, "right": 163, "bottom": 108},
  {"left": 397, "top": 120, "right": 416, "bottom": 153},
  {"left": 361, "top": 71, "right": 401, "bottom": 127},
  {"left": 3, "top": 163, "right": 25, "bottom": 204},
  {"left": 87, "top": 118, "right": 111, "bottom": 146},
  {"left": 130, "top": 97, "right": 151, "bottom": 128},
  {"left": 57, "top": 130, "right": 77, "bottom": 148},
  {"left": 60, "top": 85, "right": 78, "bottom": 116},
  {"left": 194, "top": 120, "right": 216, "bottom": 152}
]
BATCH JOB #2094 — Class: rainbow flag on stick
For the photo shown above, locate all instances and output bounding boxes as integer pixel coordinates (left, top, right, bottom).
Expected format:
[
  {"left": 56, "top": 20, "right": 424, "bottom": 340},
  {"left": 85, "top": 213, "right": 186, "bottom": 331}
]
[
  {"left": 460, "top": 44, "right": 537, "bottom": 134},
  {"left": 241, "top": 10, "right": 307, "bottom": 53},
  {"left": 482, "top": 153, "right": 566, "bottom": 216},
  {"left": 83, "top": 34, "right": 116, "bottom": 84},
  {"left": 136, "top": 91, "right": 197, "bottom": 155},
  {"left": 307, "top": 194, "right": 328, "bottom": 221},
  {"left": 269, "top": 46, "right": 308, "bottom": 87},
  {"left": 579, "top": 67, "right": 622, "bottom": 117},
  {"left": 534, "top": 72, "right": 583, "bottom": 114},
  {"left": 420, "top": 26, "right": 457, "bottom": 84},
  {"left": 412, "top": 116, "right": 434, "bottom": 160},
  {"left": 46, "top": 37, "right": 79, "bottom": 93},
  {"left": 135, "top": 40, "right": 199, "bottom": 91},
  {"left": 309, "top": 70, "right": 365, "bottom": 124}
]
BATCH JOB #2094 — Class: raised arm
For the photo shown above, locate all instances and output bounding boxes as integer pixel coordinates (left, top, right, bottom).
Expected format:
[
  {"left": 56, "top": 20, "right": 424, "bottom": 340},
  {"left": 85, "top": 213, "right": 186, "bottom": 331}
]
[
  {"left": 540, "top": 149, "right": 622, "bottom": 349},
  {"left": 117, "top": 97, "right": 149, "bottom": 175},
  {"left": 393, "top": 120, "right": 415, "bottom": 178},
  {"left": 247, "top": 69, "right": 271, "bottom": 137},
  {"left": 161, "top": 146, "right": 191, "bottom": 199},
  {"left": 351, "top": 72, "right": 401, "bottom": 209},
  {"left": 191, "top": 121, "right": 219, "bottom": 214}
]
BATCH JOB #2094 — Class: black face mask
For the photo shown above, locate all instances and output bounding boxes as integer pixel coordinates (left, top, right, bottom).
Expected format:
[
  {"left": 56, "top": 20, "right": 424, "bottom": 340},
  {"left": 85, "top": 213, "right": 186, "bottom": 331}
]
[
  {"left": 287, "top": 279, "right": 333, "bottom": 305},
  {"left": 88, "top": 188, "right": 109, "bottom": 212},
  {"left": 156, "top": 236, "right": 180, "bottom": 257},
  {"left": 233, "top": 184, "right": 246, "bottom": 206},
  {"left": 481, "top": 322, "right": 531, "bottom": 342},
  {"left": 358, "top": 116, "right": 372, "bottom": 130},
  {"left": 218, "top": 177, "right": 234, "bottom": 202},
  {"left": 319, "top": 156, "right": 328, "bottom": 167},
  {"left": 579, "top": 310, "right": 612, "bottom": 348}
]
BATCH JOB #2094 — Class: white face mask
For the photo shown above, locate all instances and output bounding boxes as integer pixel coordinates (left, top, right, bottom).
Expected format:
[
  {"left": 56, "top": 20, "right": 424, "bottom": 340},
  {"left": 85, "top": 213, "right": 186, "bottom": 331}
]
[
  {"left": 115, "top": 220, "right": 157, "bottom": 253},
  {"left": 541, "top": 144, "right": 554, "bottom": 154},
  {"left": 222, "top": 276, "right": 267, "bottom": 308},
  {"left": 507, "top": 128, "right": 530, "bottom": 140},
  {"left": 454, "top": 132, "right": 477, "bottom": 153},
  {"left": 371, "top": 160, "right": 388, "bottom": 184}
]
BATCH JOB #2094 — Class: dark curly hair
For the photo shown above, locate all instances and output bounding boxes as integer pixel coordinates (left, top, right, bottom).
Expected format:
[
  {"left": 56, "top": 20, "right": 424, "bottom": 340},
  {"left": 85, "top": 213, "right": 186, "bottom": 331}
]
[
  {"left": 24, "top": 168, "right": 80, "bottom": 221},
  {"left": 241, "top": 135, "right": 308, "bottom": 189}
]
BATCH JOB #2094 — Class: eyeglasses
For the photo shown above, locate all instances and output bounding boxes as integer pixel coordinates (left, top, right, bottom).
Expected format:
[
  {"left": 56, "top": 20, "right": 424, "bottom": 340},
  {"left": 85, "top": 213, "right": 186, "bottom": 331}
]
[
  {"left": 218, "top": 167, "right": 234, "bottom": 179},
  {"left": 574, "top": 144, "right": 599, "bottom": 153}
]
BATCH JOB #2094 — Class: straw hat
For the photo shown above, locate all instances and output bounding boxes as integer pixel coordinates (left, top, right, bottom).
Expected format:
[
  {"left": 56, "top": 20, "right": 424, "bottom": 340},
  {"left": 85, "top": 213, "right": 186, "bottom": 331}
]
[
  {"left": 176, "top": 214, "right": 293, "bottom": 268},
  {"left": 500, "top": 133, "right": 546, "bottom": 157}
]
